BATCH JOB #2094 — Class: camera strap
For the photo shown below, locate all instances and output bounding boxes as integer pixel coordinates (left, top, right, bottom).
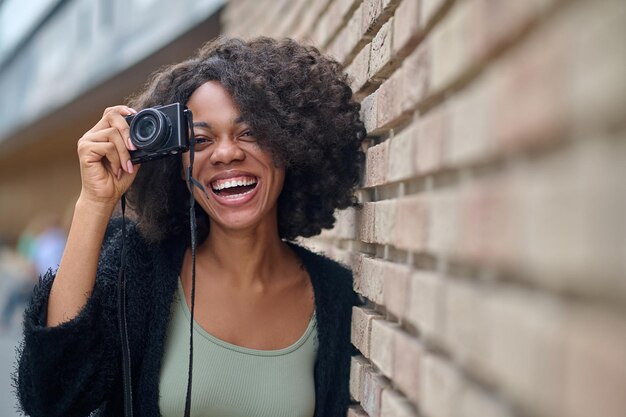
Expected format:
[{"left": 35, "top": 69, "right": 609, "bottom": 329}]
[
  {"left": 118, "top": 110, "right": 202, "bottom": 417},
  {"left": 184, "top": 111, "right": 198, "bottom": 417},
  {"left": 118, "top": 194, "right": 133, "bottom": 417}
]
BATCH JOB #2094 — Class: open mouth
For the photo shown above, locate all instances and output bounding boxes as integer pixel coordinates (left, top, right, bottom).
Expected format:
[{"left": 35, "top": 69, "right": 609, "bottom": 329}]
[{"left": 210, "top": 175, "right": 259, "bottom": 199}]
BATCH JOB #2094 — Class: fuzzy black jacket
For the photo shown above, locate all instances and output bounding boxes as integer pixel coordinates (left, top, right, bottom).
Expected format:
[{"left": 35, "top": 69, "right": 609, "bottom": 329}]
[{"left": 16, "top": 219, "right": 357, "bottom": 417}]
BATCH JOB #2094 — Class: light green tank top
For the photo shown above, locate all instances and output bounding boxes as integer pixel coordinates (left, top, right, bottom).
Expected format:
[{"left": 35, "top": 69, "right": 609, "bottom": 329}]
[{"left": 159, "top": 279, "right": 318, "bottom": 417}]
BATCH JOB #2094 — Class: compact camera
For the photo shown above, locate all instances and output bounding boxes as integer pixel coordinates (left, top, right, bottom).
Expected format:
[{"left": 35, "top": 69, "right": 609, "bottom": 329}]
[{"left": 126, "top": 103, "right": 192, "bottom": 164}]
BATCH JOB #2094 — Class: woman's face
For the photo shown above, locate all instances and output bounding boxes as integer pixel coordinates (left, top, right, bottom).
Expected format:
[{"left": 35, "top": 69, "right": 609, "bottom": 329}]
[{"left": 183, "top": 81, "right": 285, "bottom": 234}]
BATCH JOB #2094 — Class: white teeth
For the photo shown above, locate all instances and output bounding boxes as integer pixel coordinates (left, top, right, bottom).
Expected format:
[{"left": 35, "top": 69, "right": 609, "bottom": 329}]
[
  {"left": 222, "top": 188, "right": 255, "bottom": 199},
  {"left": 211, "top": 177, "right": 257, "bottom": 191}
]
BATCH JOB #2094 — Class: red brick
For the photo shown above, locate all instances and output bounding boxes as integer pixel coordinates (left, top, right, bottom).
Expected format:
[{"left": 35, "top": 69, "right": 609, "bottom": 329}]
[
  {"left": 369, "top": 18, "right": 394, "bottom": 78},
  {"left": 444, "top": 77, "right": 494, "bottom": 167},
  {"left": 348, "top": 405, "right": 370, "bottom": 417},
  {"left": 272, "top": 0, "right": 306, "bottom": 37},
  {"left": 362, "top": 367, "right": 389, "bottom": 416},
  {"left": 376, "top": 71, "right": 406, "bottom": 131},
  {"left": 486, "top": 289, "right": 566, "bottom": 417},
  {"left": 348, "top": 43, "right": 372, "bottom": 93},
  {"left": 365, "top": 141, "right": 390, "bottom": 187},
  {"left": 563, "top": 0, "right": 626, "bottom": 134},
  {"left": 258, "top": 0, "right": 294, "bottom": 36},
  {"left": 458, "top": 385, "right": 515, "bottom": 417},
  {"left": 381, "top": 389, "right": 419, "bottom": 417},
  {"left": 371, "top": 319, "right": 400, "bottom": 377},
  {"left": 349, "top": 250, "right": 365, "bottom": 283},
  {"left": 359, "top": 256, "right": 387, "bottom": 305},
  {"left": 393, "top": 330, "right": 423, "bottom": 404},
  {"left": 400, "top": 41, "right": 431, "bottom": 113},
  {"left": 316, "top": 0, "right": 361, "bottom": 47},
  {"left": 362, "top": 0, "right": 398, "bottom": 39},
  {"left": 421, "top": 354, "right": 464, "bottom": 417},
  {"left": 291, "top": 0, "right": 330, "bottom": 41},
  {"left": 457, "top": 177, "right": 516, "bottom": 267},
  {"left": 393, "top": 0, "right": 423, "bottom": 55},
  {"left": 352, "top": 306, "right": 384, "bottom": 357},
  {"left": 381, "top": 262, "right": 411, "bottom": 319},
  {"left": 421, "top": 0, "right": 448, "bottom": 26},
  {"left": 471, "top": 0, "right": 559, "bottom": 62},
  {"left": 388, "top": 122, "right": 418, "bottom": 182},
  {"left": 415, "top": 107, "right": 446, "bottom": 174},
  {"left": 357, "top": 202, "right": 376, "bottom": 243},
  {"left": 311, "top": 9, "right": 331, "bottom": 47},
  {"left": 373, "top": 200, "right": 397, "bottom": 245},
  {"left": 351, "top": 355, "right": 371, "bottom": 402},
  {"left": 490, "top": 26, "right": 567, "bottom": 154},
  {"left": 393, "top": 195, "right": 428, "bottom": 252},
  {"left": 430, "top": 0, "right": 474, "bottom": 92},
  {"left": 563, "top": 307, "right": 626, "bottom": 417},
  {"left": 361, "top": 91, "right": 379, "bottom": 133},
  {"left": 406, "top": 271, "right": 445, "bottom": 344},
  {"left": 427, "top": 189, "right": 460, "bottom": 255},
  {"left": 333, "top": 0, "right": 361, "bottom": 25},
  {"left": 348, "top": 251, "right": 365, "bottom": 287},
  {"left": 327, "top": 2, "right": 363, "bottom": 64},
  {"left": 444, "top": 278, "right": 491, "bottom": 375},
  {"left": 362, "top": 0, "right": 385, "bottom": 37},
  {"left": 506, "top": 137, "right": 626, "bottom": 300}
]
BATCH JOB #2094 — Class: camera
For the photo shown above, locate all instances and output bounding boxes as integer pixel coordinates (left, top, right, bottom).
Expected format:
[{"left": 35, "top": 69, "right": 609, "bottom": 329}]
[{"left": 126, "top": 103, "right": 192, "bottom": 164}]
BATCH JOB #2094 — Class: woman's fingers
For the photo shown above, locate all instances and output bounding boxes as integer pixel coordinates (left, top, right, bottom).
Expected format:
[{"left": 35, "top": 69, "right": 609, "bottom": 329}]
[
  {"left": 103, "top": 127, "right": 134, "bottom": 174},
  {"left": 81, "top": 126, "right": 133, "bottom": 174},
  {"left": 76, "top": 105, "right": 142, "bottom": 206},
  {"left": 105, "top": 106, "right": 138, "bottom": 151},
  {"left": 87, "top": 105, "right": 136, "bottom": 135},
  {"left": 79, "top": 141, "right": 122, "bottom": 176},
  {"left": 87, "top": 105, "right": 138, "bottom": 172}
]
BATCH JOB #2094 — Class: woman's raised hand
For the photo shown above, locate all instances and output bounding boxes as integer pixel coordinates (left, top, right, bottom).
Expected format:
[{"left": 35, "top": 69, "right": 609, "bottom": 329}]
[
  {"left": 77, "top": 105, "right": 141, "bottom": 211},
  {"left": 47, "top": 105, "right": 142, "bottom": 327}
]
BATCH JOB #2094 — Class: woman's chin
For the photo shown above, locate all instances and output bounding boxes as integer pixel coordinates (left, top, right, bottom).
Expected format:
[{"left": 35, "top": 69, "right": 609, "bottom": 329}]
[{"left": 208, "top": 210, "right": 277, "bottom": 235}]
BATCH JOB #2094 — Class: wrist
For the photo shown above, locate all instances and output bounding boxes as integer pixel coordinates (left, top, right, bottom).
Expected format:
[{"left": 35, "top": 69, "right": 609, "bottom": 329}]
[{"left": 75, "top": 195, "right": 117, "bottom": 219}]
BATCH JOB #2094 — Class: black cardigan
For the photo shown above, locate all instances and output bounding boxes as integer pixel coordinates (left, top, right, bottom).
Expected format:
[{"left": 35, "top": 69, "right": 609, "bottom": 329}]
[{"left": 16, "top": 219, "right": 357, "bottom": 417}]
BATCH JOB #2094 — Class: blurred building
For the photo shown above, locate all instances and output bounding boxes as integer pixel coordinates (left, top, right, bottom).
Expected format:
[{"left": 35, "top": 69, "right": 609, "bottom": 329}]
[{"left": 0, "top": 0, "right": 224, "bottom": 242}]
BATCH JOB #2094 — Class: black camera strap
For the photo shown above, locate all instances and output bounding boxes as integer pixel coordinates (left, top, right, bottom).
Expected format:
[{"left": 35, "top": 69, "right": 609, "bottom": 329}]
[
  {"left": 118, "top": 109, "right": 203, "bottom": 417},
  {"left": 184, "top": 110, "right": 198, "bottom": 417},
  {"left": 118, "top": 194, "right": 133, "bottom": 417}
]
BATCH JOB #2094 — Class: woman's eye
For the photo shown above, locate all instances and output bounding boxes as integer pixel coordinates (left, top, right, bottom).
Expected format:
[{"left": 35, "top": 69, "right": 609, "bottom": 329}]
[
  {"left": 194, "top": 137, "right": 213, "bottom": 148},
  {"left": 239, "top": 131, "right": 256, "bottom": 140}
]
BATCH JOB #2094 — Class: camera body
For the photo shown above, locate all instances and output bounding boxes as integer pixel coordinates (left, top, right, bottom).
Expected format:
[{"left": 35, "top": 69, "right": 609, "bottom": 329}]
[{"left": 126, "top": 103, "right": 191, "bottom": 164}]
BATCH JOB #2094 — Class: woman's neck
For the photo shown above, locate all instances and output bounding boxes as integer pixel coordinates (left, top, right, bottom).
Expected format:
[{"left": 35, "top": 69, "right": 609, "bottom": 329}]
[{"left": 195, "top": 222, "right": 295, "bottom": 289}]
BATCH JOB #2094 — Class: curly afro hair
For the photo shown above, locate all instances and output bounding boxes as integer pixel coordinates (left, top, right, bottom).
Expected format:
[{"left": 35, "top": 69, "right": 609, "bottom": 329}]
[{"left": 126, "top": 37, "right": 366, "bottom": 243}]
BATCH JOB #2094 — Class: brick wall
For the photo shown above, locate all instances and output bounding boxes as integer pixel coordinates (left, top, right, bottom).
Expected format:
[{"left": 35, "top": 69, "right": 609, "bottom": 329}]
[{"left": 222, "top": 1, "right": 626, "bottom": 416}]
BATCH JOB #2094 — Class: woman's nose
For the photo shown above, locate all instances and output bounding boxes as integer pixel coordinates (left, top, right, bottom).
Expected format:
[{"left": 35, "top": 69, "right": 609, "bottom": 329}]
[{"left": 209, "top": 137, "right": 245, "bottom": 165}]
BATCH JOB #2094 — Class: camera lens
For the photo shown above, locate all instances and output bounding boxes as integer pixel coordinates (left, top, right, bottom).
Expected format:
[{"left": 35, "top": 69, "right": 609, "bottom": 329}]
[
  {"left": 129, "top": 108, "right": 171, "bottom": 150},
  {"left": 137, "top": 116, "right": 157, "bottom": 140}
]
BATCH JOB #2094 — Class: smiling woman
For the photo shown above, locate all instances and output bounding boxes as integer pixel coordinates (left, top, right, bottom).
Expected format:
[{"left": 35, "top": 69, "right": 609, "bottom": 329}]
[
  {"left": 127, "top": 37, "right": 365, "bottom": 243},
  {"left": 16, "top": 37, "right": 365, "bottom": 417},
  {"left": 183, "top": 81, "right": 287, "bottom": 235}
]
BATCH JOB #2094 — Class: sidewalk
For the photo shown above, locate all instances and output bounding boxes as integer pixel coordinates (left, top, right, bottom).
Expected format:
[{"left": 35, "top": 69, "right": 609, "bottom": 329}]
[{"left": 0, "top": 330, "right": 22, "bottom": 416}]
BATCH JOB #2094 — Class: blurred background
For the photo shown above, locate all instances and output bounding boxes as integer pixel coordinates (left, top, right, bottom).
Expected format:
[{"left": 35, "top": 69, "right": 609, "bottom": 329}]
[{"left": 0, "top": 0, "right": 625, "bottom": 416}]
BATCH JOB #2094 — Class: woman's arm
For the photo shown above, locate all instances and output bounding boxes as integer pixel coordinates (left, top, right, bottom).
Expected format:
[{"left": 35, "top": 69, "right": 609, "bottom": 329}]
[
  {"left": 16, "top": 217, "right": 149, "bottom": 417},
  {"left": 16, "top": 105, "right": 142, "bottom": 417},
  {"left": 46, "top": 105, "right": 139, "bottom": 327},
  {"left": 46, "top": 198, "right": 113, "bottom": 326}
]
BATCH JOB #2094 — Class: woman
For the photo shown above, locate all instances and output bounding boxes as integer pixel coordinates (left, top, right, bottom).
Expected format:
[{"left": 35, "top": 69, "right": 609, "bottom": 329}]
[{"left": 16, "top": 37, "right": 365, "bottom": 417}]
